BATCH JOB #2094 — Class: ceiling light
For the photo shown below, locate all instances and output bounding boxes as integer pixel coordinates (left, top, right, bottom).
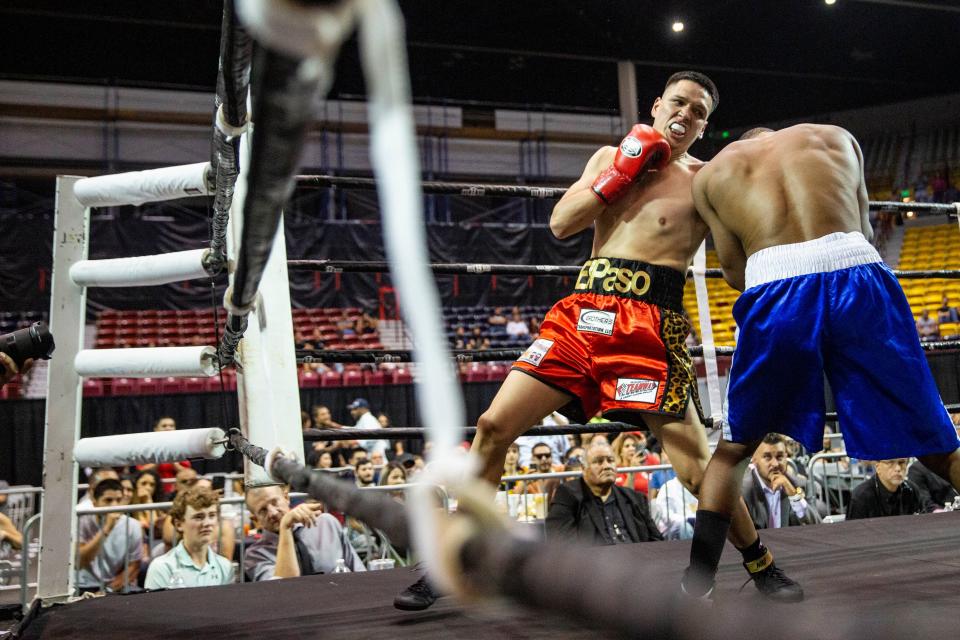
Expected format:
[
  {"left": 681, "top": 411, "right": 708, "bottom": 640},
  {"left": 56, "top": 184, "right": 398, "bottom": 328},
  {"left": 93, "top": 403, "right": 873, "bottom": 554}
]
[
  {"left": 672, "top": 21, "right": 685, "bottom": 33},
  {"left": 825, "top": 0, "right": 836, "bottom": 5}
]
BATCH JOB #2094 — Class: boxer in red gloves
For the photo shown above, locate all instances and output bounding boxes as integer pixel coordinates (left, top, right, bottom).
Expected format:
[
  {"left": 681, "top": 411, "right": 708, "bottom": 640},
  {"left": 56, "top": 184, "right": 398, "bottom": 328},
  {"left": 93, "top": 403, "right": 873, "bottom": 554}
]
[{"left": 394, "top": 71, "right": 801, "bottom": 611}]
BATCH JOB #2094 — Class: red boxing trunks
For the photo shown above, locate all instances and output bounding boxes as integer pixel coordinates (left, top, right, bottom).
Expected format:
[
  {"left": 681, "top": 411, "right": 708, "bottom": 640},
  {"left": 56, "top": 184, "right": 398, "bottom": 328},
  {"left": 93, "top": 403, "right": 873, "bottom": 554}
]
[{"left": 512, "top": 257, "right": 701, "bottom": 426}]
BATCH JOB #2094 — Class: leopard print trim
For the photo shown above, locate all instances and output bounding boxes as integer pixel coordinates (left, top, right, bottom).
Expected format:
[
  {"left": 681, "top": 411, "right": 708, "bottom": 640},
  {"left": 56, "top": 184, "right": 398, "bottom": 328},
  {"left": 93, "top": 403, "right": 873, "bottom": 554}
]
[{"left": 659, "top": 309, "right": 704, "bottom": 420}]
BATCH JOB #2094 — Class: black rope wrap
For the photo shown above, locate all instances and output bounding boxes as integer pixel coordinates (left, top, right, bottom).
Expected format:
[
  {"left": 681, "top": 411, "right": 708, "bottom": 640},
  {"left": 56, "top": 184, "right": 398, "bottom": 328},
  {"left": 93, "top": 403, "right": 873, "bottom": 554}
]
[
  {"left": 207, "top": 1, "right": 253, "bottom": 274},
  {"left": 296, "top": 174, "right": 960, "bottom": 216},
  {"left": 218, "top": 44, "right": 324, "bottom": 363},
  {"left": 287, "top": 259, "right": 960, "bottom": 281},
  {"left": 230, "top": 45, "right": 321, "bottom": 314},
  {"left": 227, "top": 430, "right": 410, "bottom": 547},
  {"left": 218, "top": 313, "right": 248, "bottom": 368}
]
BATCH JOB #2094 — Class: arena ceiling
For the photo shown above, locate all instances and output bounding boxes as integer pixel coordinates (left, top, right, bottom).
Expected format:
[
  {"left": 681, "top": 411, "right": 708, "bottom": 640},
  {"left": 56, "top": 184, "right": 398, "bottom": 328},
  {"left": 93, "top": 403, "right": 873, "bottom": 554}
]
[{"left": 2, "top": 0, "right": 959, "bottom": 130}]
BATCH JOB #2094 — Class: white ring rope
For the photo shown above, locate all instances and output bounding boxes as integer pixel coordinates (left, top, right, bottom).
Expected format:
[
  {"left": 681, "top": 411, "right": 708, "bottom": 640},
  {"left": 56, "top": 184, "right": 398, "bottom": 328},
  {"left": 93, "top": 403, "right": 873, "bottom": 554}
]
[
  {"left": 357, "top": 0, "right": 471, "bottom": 593},
  {"left": 74, "top": 428, "right": 227, "bottom": 467},
  {"left": 69, "top": 249, "right": 212, "bottom": 288},
  {"left": 73, "top": 162, "right": 212, "bottom": 208},
  {"left": 74, "top": 346, "right": 218, "bottom": 378}
]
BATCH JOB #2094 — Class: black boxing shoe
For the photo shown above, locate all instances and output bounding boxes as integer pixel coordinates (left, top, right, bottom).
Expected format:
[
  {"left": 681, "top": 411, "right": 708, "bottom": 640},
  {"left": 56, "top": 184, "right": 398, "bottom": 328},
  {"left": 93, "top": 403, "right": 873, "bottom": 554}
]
[
  {"left": 741, "top": 552, "right": 804, "bottom": 602},
  {"left": 393, "top": 575, "right": 440, "bottom": 611}
]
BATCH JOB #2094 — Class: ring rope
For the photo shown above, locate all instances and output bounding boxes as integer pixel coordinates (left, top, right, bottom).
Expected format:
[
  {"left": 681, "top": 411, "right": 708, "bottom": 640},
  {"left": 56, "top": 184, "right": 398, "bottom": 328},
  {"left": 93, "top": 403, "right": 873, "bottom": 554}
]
[
  {"left": 287, "top": 259, "right": 960, "bottom": 280},
  {"left": 296, "top": 174, "right": 960, "bottom": 216},
  {"left": 295, "top": 339, "right": 960, "bottom": 364}
]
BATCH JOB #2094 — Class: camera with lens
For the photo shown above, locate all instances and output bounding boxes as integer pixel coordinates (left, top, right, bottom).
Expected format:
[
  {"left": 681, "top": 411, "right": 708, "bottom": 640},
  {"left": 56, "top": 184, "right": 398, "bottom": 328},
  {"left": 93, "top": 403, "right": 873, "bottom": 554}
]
[{"left": 0, "top": 321, "right": 56, "bottom": 375}]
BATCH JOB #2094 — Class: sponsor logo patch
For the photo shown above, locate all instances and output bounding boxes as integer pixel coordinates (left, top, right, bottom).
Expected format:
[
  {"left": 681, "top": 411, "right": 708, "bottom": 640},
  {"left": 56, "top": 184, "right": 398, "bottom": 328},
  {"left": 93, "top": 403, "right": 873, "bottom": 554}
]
[
  {"left": 518, "top": 339, "right": 554, "bottom": 367},
  {"left": 577, "top": 308, "right": 616, "bottom": 336},
  {"left": 620, "top": 136, "right": 643, "bottom": 158},
  {"left": 615, "top": 378, "right": 660, "bottom": 403}
]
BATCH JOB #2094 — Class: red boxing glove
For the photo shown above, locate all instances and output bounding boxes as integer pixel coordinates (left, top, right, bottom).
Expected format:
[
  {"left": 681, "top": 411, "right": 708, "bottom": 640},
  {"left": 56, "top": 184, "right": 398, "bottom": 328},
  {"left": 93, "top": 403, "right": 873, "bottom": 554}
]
[{"left": 591, "top": 124, "right": 671, "bottom": 205}]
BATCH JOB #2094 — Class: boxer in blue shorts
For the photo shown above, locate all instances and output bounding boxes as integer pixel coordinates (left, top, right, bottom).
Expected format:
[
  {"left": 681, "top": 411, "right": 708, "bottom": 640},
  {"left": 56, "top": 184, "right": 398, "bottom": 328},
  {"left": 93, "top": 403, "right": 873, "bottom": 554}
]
[{"left": 681, "top": 123, "right": 960, "bottom": 598}]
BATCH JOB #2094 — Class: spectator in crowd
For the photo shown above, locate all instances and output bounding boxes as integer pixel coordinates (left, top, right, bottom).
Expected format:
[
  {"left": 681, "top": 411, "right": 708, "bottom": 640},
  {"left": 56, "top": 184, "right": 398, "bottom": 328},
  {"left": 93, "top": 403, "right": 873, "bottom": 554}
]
[
  {"left": 312, "top": 404, "right": 342, "bottom": 430},
  {"left": 515, "top": 413, "right": 568, "bottom": 466},
  {"left": 546, "top": 442, "right": 662, "bottom": 545},
  {"left": 505, "top": 307, "right": 530, "bottom": 341},
  {"left": 119, "top": 476, "right": 135, "bottom": 505},
  {"left": 487, "top": 307, "right": 507, "bottom": 326},
  {"left": 379, "top": 461, "right": 408, "bottom": 503},
  {"left": 563, "top": 446, "right": 585, "bottom": 465},
  {"left": 312, "top": 451, "right": 334, "bottom": 470},
  {"left": 347, "top": 398, "right": 386, "bottom": 456},
  {"left": 847, "top": 458, "right": 933, "bottom": 520},
  {"left": 76, "top": 478, "right": 142, "bottom": 593},
  {"left": 937, "top": 295, "right": 959, "bottom": 324},
  {"left": 909, "top": 458, "right": 959, "bottom": 508},
  {"left": 245, "top": 485, "right": 363, "bottom": 579},
  {"left": 355, "top": 459, "right": 377, "bottom": 488},
  {"left": 138, "top": 417, "right": 192, "bottom": 495},
  {"left": 130, "top": 469, "right": 166, "bottom": 541},
  {"left": 78, "top": 467, "right": 120, "bottom": 510},
  {"left": 648, "top": 449, "right": 677, "bottom": 500},
  {"left": 742, "top": 434, "right": 821, "bottom": 529},
  {"left": 356, "top": 309, "right": 379, "bottom": 335},
  {"left": 653, "top": 475, "right": 698, "bottom": 540},
  {"left": 173, "top": 467, "right": 198, "bottom": 497},
  {"left": 377, "top": 412, "right": 406, "bottom": 460},
  {"left": 380, "top": 461, "right": 407, "bottom": 487},
  {"left": 309, "top": 404, "right": 353, "bottom": 466},
  {"left": 612, "top": 432, "right": 660, "bottom": 495},
  {"left": 526, "top": 441, "right": 566, "bottom": 503},
  {"left": 144, "top": 486, "right": 233, "bottom": 589},
  {"left": 932, "top": 170, "right": 948, "bottom": 203},
  {"left": 0, "top": 511, "right": 23, "bottom": 550},
  {"left": 528, "top": 317, "right": 541, "bottom": 339},
  {"left": 501, "top": 442, "right": 525, "bottom": 492},
  {"left": 301, "top": 411, "right": 313, "bottom": 431},
  {"left": 916, "top": 309, "right": 939, "bottom": 341}
]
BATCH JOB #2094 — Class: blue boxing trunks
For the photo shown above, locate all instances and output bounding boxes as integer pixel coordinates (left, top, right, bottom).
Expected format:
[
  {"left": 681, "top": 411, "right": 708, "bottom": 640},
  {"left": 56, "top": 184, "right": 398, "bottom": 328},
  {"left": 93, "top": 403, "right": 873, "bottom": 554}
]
[{"left": 724, "top": 231, "right": 960, "bottom": 460}]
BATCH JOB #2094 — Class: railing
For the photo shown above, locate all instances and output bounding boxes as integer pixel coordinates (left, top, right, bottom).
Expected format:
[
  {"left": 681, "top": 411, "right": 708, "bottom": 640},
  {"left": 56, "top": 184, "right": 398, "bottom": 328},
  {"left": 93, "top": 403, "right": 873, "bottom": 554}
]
[{"left": 805, "top": 451, "right": 870, "bottom": 516}]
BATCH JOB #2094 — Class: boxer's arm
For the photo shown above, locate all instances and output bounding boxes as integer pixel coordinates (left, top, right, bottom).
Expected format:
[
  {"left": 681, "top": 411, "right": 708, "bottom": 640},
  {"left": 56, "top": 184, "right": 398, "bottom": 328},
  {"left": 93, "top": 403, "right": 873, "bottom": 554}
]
[
  {"left": 850, "top": 135, "right": 873, "bottom": 243},
  {"left": 692, "top": 172, "right": 747, "bottom": 291},
  {"left": 550, "top": 147, "right": 615, "bottom": 239}
]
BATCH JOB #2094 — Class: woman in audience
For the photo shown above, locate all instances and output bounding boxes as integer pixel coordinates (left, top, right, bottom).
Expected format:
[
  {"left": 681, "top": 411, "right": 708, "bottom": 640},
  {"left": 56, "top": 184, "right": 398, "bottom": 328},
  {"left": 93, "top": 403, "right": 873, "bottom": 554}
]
[
  {"left": 131, "top": 469, "right": 166, "bottom": 544},
  {"left": 501, "top": 442, "right": 527, "bottom": 491},
  {"left": 612, "top": 432, "right": 659, "bottom": 495}
]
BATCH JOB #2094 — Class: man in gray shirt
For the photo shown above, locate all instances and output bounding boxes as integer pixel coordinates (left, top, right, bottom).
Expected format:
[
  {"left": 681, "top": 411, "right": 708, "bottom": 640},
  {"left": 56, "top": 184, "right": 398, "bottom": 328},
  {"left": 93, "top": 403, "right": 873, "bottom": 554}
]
[
  {"left": 76, "top": 478, "right": 142, "bottom": 593},
  {"left": 244, "top": 485, "right": 364, "bottom": 580}
]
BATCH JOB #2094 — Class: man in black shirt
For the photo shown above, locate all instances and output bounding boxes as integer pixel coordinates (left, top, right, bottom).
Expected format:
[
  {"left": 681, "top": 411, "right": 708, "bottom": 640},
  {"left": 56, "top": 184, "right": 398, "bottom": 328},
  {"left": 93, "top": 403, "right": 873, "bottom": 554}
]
[
  {"left": 847, "top": 458, "right": 933, "bottom": 520},
  {"left": 546, "top": 441, "right": 662, "bottom": 545}
]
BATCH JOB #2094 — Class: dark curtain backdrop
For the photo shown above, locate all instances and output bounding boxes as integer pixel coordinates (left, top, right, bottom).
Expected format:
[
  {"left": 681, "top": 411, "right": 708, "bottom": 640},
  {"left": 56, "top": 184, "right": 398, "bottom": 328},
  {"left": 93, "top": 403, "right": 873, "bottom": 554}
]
[
  {"left": 0, "top": 382, "right": 504, "bottom": 487},
  {"left": 0, "top": 202, "right": 594, "bottom": 315}
]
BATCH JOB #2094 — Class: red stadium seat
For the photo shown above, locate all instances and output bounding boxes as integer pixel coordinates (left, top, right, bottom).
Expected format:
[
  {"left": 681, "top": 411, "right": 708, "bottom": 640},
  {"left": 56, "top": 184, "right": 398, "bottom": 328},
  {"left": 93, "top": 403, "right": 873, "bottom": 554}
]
[
  {"left": 160, "top": 377, "right": 185, "bottom": 394},
  {"left": 487, "top": 363, "right": 508, "bottom": 381},
  {"left": 82, "top": 379, "right": 105, "bottom": 397},
  {"left": 109, "top": 378, "right": 136, "bottom": 396},
  {"left": 391, "top": 368, "right": 413, "bottom": 385},
  {"left": 363, "top": 370, "right": 385, "bottom": 386},
  {"left": 183, "top": 377, "right": 207, "bottom": 394},
  {"left": 298, "top": 370, "right": 321, "bottom": 388},
  {"left": 137, "top": 377, "right": 162, "bottom": 395},
  {"left": 342, "top": 369, "right": 363, "bottom": 386},
  {"left": 320, "top": 371, "right": 343, "bottom": 387}
]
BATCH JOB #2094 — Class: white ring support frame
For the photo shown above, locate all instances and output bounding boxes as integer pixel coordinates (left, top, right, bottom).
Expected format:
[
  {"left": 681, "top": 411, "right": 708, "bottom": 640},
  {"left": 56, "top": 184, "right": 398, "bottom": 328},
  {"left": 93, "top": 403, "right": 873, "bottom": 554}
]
[{"left": 74, "top": 428, "right": 227, "bottom": 468}]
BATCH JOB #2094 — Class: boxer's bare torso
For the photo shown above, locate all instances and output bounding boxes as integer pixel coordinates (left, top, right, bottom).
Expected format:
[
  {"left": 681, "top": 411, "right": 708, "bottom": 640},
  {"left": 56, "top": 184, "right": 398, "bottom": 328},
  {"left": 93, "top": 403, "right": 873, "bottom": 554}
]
[
  {"left": 552, "top": 147, "right": 708, "bottom": 273},
  {"left": 693, "top": 124, "right": 871, "bottom": 289}
]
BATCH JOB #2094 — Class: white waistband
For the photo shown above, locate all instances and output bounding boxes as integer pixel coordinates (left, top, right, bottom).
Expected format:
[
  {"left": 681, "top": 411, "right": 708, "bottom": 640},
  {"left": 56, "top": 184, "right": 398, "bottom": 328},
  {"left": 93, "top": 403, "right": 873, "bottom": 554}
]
[{"left": 744, "top": 232, "right": 881, "bottom": 289}]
